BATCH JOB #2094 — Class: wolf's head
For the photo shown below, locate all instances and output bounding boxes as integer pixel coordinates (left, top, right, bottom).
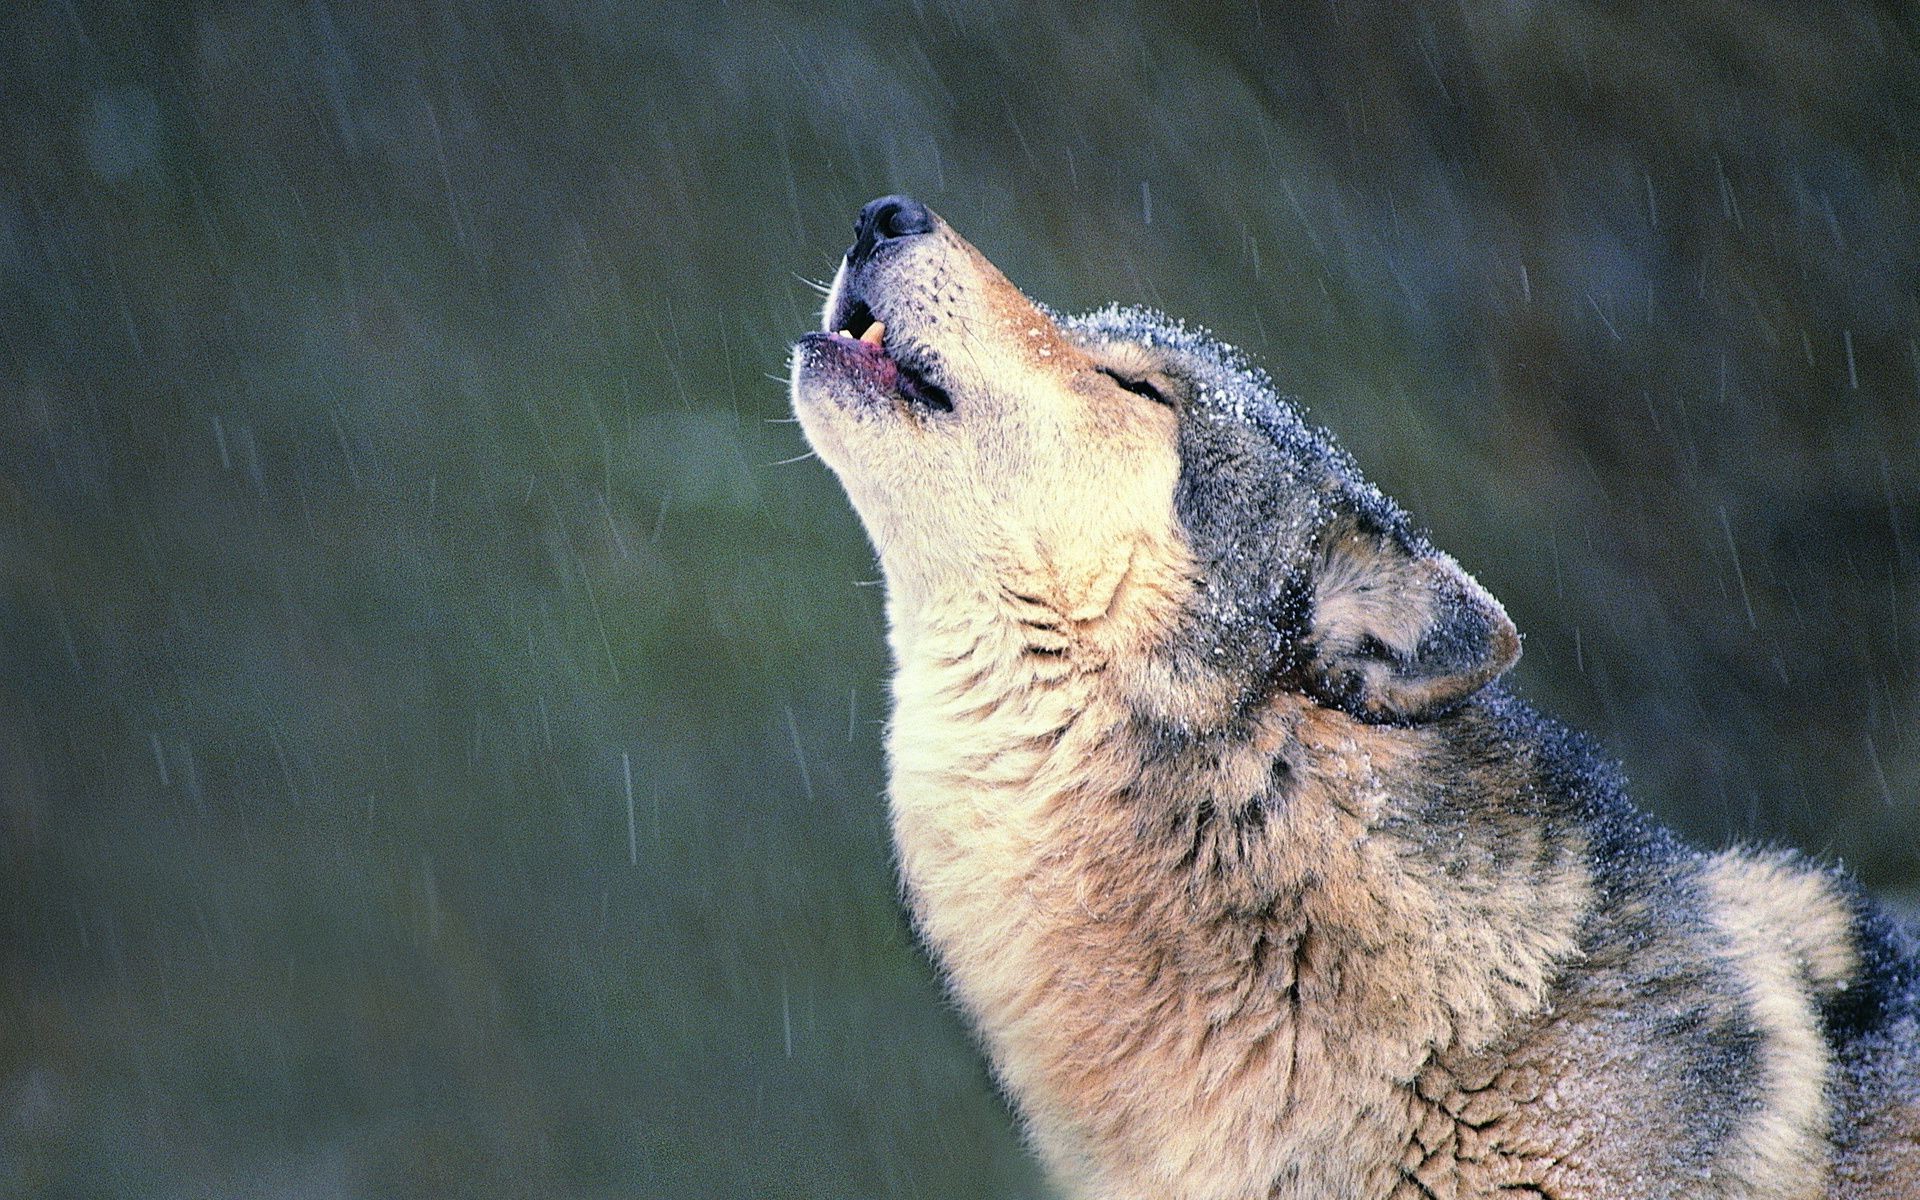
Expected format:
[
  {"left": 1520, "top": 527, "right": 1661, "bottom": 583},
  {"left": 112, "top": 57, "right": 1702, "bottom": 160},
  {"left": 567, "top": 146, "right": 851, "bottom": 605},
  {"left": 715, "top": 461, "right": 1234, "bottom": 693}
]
[{"left": 790, "top": 196, "right": 1518, "bottom": 727}]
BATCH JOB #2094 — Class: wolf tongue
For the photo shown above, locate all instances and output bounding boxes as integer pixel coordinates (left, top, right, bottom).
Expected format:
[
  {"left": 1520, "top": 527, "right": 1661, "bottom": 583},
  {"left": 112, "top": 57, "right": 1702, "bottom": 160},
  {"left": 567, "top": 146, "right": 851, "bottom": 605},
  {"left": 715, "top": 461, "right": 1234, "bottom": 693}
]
[{"left": 859, "top": 321, "right": 886, "bottom": 347}]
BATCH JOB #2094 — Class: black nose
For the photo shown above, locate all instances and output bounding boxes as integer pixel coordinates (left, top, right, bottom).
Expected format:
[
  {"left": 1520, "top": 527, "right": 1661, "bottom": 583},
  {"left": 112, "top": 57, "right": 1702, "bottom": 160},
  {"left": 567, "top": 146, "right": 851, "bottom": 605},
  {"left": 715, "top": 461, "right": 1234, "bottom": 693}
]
[{"left": 847, "top": 194, "right": 934, "bottom": 268}]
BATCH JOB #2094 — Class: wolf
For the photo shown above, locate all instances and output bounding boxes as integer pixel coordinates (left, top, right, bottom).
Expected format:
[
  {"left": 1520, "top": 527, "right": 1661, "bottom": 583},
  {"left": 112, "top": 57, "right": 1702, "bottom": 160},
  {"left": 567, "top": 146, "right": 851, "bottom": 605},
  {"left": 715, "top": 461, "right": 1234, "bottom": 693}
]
[{"left": 788, "top": 195, "right": 1920, "bottom": 1199}]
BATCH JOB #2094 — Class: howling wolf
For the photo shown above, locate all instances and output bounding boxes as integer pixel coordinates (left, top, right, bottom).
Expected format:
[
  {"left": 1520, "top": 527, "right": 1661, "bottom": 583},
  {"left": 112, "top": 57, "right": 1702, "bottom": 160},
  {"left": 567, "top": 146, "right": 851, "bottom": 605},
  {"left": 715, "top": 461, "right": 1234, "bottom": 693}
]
[{"left": 788, "top": 195, "right": 1919, "bottom": 1200}]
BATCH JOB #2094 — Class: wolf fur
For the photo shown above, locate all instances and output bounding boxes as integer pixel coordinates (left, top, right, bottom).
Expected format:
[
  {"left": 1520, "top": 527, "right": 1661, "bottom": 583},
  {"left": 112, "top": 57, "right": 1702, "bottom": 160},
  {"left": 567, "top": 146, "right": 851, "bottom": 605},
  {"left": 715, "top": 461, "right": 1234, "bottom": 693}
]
[{"left": 788, "top": 199, "right": 1920, "bottom": 1200}]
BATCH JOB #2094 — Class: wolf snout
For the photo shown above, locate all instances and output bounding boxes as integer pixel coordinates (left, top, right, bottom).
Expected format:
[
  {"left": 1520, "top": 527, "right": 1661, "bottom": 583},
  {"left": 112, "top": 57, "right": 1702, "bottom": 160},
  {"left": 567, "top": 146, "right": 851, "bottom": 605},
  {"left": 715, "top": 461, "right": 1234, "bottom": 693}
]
[{"left": 847, "top": 194, "right": 935, "bottom": 269}]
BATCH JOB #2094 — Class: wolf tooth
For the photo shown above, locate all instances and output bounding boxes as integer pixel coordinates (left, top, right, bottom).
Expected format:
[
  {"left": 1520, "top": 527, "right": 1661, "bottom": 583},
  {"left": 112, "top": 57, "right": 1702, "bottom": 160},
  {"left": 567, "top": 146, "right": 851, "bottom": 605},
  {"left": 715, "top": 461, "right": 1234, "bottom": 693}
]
[{"left": 791, "top": 194, "right": 1920, "bottom": 1200}]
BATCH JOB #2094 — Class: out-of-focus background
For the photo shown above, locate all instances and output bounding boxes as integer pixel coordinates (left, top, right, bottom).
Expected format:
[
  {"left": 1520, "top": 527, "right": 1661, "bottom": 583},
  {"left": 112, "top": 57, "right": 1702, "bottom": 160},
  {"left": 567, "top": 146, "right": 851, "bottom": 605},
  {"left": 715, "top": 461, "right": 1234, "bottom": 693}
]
[{"left": 2, "top": 2, "right": 1915, "bottom": 1195}]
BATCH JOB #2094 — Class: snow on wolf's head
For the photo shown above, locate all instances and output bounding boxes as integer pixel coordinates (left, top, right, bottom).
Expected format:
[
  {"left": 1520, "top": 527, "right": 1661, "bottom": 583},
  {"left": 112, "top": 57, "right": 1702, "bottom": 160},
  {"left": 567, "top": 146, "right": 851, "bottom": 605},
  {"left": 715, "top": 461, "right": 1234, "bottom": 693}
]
[{"left": 790, "top": 196, "right": 1519, "bottom": 727}]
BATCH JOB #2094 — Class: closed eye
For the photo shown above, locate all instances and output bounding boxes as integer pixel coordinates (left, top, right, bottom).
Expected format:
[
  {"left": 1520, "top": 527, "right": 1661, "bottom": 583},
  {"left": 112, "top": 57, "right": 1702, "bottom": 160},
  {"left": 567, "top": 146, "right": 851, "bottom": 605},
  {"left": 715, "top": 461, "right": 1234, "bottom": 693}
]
[{"left": 1097, "top": 367, "right": 1172, "bottom": 407}]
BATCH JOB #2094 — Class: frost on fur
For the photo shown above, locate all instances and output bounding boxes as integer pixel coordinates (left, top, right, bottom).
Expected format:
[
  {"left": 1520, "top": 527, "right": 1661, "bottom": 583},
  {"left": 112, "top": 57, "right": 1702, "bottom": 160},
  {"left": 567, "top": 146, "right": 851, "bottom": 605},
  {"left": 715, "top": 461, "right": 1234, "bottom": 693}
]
[{"left": 791, "top": 198, "right": 1920, "bottom": 1200}]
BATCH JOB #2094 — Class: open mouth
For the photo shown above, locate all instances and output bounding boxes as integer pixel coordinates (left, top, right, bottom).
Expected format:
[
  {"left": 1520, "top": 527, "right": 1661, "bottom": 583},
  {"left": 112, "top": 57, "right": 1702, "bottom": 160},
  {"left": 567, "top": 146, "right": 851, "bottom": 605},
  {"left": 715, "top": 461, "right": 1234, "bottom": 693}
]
[{"left": 823, "top": 297, "right": 954, "bottom": 413}]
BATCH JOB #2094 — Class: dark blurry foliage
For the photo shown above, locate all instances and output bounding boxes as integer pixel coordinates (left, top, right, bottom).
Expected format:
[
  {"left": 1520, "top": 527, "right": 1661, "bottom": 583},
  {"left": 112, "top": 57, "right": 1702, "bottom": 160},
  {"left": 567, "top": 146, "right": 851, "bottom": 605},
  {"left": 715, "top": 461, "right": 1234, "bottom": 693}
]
[{"left": 0, "top": 2, "right": 1913, "bottom": 1195}]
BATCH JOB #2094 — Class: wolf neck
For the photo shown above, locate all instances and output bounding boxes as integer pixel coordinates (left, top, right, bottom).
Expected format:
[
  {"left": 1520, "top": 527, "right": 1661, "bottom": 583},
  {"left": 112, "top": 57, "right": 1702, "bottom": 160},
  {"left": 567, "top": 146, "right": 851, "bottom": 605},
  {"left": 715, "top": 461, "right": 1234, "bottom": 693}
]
[{"left": 882, "top": 593, "right": 1592, "bottom": 1198}]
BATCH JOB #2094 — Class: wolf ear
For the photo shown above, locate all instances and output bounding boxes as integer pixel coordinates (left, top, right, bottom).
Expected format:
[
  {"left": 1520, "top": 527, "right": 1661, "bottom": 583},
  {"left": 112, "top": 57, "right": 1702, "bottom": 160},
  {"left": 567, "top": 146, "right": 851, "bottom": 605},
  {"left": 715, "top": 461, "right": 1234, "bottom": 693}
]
[{"left": 1300, "top": 520, "right": 1520, "bottom": 724}]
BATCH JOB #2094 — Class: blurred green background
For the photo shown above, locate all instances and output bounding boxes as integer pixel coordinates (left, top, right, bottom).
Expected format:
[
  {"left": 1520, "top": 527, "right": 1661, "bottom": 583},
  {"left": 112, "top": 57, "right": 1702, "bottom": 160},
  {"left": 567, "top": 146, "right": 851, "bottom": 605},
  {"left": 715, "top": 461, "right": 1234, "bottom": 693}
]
[{"left": 2, "top": 2, "right": 1915, "bottom": 1196}]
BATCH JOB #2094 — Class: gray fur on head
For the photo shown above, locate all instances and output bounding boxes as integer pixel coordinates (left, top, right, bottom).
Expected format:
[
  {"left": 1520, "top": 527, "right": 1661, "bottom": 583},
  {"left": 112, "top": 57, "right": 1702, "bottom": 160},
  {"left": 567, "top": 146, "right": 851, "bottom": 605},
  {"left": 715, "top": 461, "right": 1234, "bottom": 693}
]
[{"left": 1065, "top": 305, "right": 1521, "bottom": 725}]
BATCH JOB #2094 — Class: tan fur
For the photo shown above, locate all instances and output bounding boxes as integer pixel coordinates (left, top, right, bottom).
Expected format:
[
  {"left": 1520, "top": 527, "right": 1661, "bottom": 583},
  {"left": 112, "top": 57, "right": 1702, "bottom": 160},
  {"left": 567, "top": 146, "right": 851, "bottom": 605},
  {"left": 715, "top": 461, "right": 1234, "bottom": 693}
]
[
  {"left": 1307, "top": 525, "right": 1523, "bottom": 723},
  {"left": 1699, "top": 853, "right": 1856, "bottom": 1197},
  {"left": 1314, "top": 528, "right": 1439, "bottom": 659},
  {"left": 888, "top": 590, "right": 1599, "bottom": 1198},
  {"left": 791, "top": 205, "right": 1919, "bottom": 1199}
]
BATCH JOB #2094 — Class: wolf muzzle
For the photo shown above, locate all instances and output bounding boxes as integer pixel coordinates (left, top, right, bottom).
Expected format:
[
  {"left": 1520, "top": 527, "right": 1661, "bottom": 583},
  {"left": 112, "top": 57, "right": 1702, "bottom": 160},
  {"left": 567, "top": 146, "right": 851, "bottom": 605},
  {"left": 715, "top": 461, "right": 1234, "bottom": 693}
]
[{"left": 847, "top": 194, "right": 935, "bottom": 271}]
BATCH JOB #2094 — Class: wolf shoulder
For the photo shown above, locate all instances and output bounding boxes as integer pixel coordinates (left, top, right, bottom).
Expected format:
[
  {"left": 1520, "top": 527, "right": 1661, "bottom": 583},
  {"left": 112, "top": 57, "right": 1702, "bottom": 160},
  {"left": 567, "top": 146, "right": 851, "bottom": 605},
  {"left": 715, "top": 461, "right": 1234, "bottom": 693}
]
[{"left": 1431, "top": 693, "right": 1920, "bottom": 1196}]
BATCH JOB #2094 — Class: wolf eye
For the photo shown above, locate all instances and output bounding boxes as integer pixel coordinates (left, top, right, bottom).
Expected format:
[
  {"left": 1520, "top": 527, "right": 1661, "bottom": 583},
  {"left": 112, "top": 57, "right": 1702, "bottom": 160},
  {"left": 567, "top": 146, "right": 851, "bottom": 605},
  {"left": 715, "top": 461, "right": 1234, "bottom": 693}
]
[{"left": 1098, "top": 368, "right": 1172, "bottom": 407}]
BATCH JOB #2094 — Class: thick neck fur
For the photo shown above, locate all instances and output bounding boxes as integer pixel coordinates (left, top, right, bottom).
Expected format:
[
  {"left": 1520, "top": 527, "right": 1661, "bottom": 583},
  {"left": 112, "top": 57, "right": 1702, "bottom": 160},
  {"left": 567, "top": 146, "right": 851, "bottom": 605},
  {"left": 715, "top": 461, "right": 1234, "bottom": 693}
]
[{"left": 883, "top": 576, "right": 1593, "bottom": 1200}]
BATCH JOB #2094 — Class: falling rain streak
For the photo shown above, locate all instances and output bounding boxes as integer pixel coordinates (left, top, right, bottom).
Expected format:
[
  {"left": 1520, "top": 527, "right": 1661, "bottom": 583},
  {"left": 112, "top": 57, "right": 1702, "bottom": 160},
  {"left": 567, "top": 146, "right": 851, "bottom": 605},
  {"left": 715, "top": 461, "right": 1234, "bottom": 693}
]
[{"left": 0, "top": 3, "right": 1912, "bottom": 1196}]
